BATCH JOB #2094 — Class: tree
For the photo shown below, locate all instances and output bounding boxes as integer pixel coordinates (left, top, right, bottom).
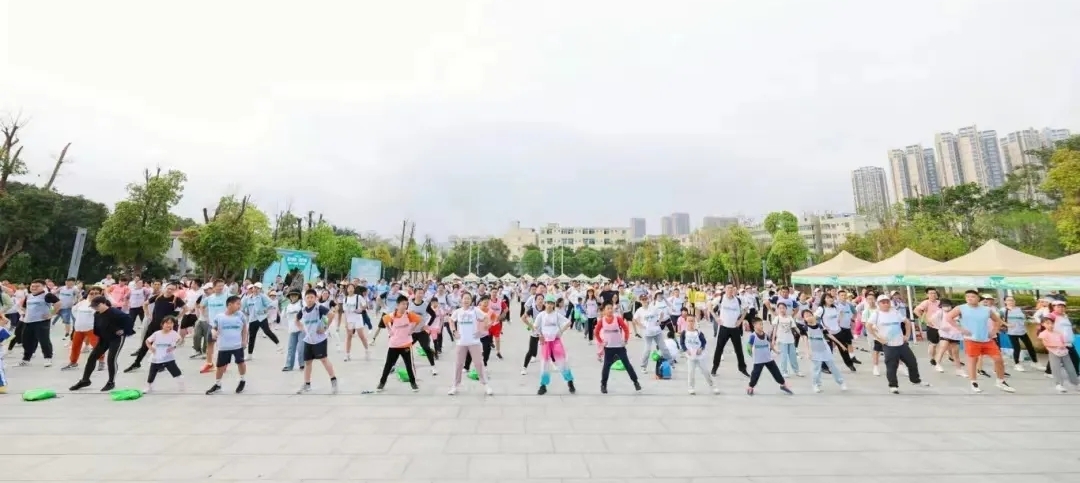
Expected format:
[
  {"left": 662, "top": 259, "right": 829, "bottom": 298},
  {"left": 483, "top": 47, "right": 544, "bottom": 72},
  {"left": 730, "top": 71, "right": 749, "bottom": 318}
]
[
  {"left": 520, "top": 247, "right": 545, "bottom": 276},
  {"left": 179, "top": 195, "right": 267, "bottom": 280},
  {"left": 766, "top": 231, "right": 809, "bottom": 283},
  {"left": 715, "top": 226, "right": 761, "bottom": 284},
  {"left": 1042, "top": 137, "right": 1080, "bottom": 251},
  {"left": 548, "top": 246, "right": 578, "bottom": 275},
  {"left": 682, "top": 246, "right": 705, "bottom": 282},
  {"left": 478, "top": 239, "right": 512, "bottom": 276},
  {"left": 658, "top": 237, "right": 685, "bottom": 281},
  {"left": 20, "top": 191, "right": 114, "bottom": 281},
  {"left": 0, "top": 116, "right": 72, "bottom": 272},
  {"left": 96, "top": 168, "right": 186, "bottom": 274},
  {"left": 627, "top": 241, "right": 662, "bottom": 281},
  {"left": 763, "top": 211, "right": 799, "bottom": 236},
  {"left": 701, "top": 251, "right": 727, "bottom": 283},
  {"left": 574, "top": 246, "right": 605, "bottom": 276}
]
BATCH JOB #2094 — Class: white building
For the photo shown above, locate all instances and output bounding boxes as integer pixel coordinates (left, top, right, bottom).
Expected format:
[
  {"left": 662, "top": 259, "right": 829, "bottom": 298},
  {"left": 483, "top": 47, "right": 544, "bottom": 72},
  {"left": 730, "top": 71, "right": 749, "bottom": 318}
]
[
  {"left": 748, "top": 213, "right": 878, "bottom": 255},
  {"left": 851, "top": 166, "right": 889, "bottom": 214},
  {"left": 166, "top": 231, "right": 196, "bottom": 275}
]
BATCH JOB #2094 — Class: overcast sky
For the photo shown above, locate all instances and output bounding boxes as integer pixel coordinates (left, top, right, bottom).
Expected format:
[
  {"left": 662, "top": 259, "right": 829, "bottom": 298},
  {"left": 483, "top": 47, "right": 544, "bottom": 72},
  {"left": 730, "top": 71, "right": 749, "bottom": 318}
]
[{"left": 3, "top": 0, "right": 1078, "bottom": 240}]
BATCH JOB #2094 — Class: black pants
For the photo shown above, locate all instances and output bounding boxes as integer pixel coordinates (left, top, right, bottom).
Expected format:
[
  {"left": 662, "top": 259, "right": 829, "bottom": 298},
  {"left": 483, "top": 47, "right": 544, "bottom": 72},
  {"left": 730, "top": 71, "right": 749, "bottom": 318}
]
[
  {"left": 1007, "top": 334, "right": 1038, "bottom": 364},
  {"left": 600, "top": 346, "right": 638, "bottom": 386},
  {"left": 586, "top": 318, "right": 598, "bottom": 341},
  {"left": 20, "top": 321, "right": 53, "bottom": 362},
  {"left": 411, "top": 331, "right": 436, "bottom": 366},
  {"left": 378, "top": 347, "right": 415, "bottom": 385},
  {"left": 1045, "top": 346, "right": 1080, "bottom": 374},
  {"left": 749, "top": 361, "right": 784, "bottom": 388},
  {"left": 825, "top": 330, "right": 856, "bottom": 371},
  {"left": 247, "top": 319, "right": 280, "bottom": 354},
  {"left": 81, "top": 336, "right": 125, "bottom": 384},
  {"left": 712, "top": 325, "right": 747, "bottom": 374},
  {"left": 464, "top": 335, "right": 493, "bottom": 370},
  {"left": 434, "top": 324, "right": 453, "bottom": 354},
  {"left": 129, "top": 307, "right": 145, "bottom": 326},
  {"left": 147, "top": 360, "right": 182, "bottom": 383},
  {"left": 883, "top": 344, "right": 921, "bottom": 388},
  {"left": 131, "top": 320, "right": 163, "bottom": 365},
  {"left": 6, "top": 313, "right": 21, "bottom": 350}
]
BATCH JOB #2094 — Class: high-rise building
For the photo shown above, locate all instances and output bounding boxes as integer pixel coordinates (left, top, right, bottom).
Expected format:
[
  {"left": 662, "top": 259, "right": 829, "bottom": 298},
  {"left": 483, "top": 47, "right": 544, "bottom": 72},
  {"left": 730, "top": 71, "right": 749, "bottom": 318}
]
[
  {"left": 851, "top": 166, "right": 889, "bottom": 214},
  {"left": 935, "top": 131, "right": 962, "bottom": 188},
  {"left": 956, "top": 125, "right": 992, "bottom": 188},
  {"left": 630, "top": 218, "right": 646, "bottom": 241},
  {"left": 660, "top": 216, "right": 674, "bottom": 236},
  {"left": 1042, "top": 127, "right": 1071, "bottom": 144},
  {"left": 672, "top": 212, "right": 691, "bottom": 236},
  {"left": 747, "top": 213, "right": 879, "bottom": 255},
  {"left": 1001, "top": 128, "right": 1047, "bottom": 173},
  {"left": 979, "top": 130, "right": 1006, "bottom": 188},
  {"left": 922, "top": 147, "right": 942, "bottom": 195},
  {"left": 702, "top": 216, "right": 739, "bottom": 229},
  {"left": 888, "top": 146, "right": 934, "bottom": 202}
]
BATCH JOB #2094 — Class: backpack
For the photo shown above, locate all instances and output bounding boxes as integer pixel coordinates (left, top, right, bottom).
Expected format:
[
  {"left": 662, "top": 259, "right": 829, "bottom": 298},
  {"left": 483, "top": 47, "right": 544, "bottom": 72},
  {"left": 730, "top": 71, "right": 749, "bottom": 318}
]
[{"left": 658, "top": 360, "right": 672, "bottom": 379}]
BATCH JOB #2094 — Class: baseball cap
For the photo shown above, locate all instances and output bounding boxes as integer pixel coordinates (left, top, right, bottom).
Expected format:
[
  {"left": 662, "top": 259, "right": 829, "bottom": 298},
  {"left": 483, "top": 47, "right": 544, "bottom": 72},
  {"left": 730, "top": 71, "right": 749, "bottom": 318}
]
[
  {"left": 544, "top": 294, "right": 557, "bottom": 304},
  {"left": 876, "top": 295, "right": 891, "bottom": 303},
  {"left": 1050, "top": 299, "right": 1067, "bottom": 306}
]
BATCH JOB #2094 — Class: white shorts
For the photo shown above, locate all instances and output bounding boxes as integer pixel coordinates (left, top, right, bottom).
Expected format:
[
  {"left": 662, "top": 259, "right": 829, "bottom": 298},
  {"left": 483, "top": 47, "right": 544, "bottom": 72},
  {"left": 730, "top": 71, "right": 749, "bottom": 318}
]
[{"left": 345, "top": 316, "right": 365, "bottom": 331}]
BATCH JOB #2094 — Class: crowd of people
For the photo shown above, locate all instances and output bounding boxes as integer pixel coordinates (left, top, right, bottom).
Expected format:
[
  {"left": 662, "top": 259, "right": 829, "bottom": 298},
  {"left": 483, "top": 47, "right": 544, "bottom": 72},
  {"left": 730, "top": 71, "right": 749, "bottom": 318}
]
[{"left": 0, "top": 275, "right": 1077, "bottom": 396}]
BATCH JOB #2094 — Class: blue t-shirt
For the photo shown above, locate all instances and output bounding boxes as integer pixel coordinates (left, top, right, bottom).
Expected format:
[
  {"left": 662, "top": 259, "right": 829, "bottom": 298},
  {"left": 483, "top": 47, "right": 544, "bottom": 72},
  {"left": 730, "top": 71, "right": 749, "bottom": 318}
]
[
  {"left": 201, "top": 293, "right": 229, "bottom": 328},
  {"left": 958, "top": 304, "right": 992, "bottom": 342},
  {"left": 297, "top": 304, "right": 331, "bottom": 344},
  {"left": 214, "top": 312, "right": 246, "bottom": 351}
]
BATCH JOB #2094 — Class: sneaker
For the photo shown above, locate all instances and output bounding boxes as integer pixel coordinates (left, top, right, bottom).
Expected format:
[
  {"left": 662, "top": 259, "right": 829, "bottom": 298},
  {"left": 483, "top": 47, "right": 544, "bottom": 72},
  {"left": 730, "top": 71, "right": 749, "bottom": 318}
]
[
  {"left": 1046, "top": 373, "right": 1055, "bottom": 379},
  {"left": 496, "top": 353, "right": 503, "bottom": 360},
  {"left": 916, "top": 381, "right": 931, "bottom": 387},
  {"left": 567, "top": 381, "right": 576, "bottom": 394},
  {"left": 840, "top": 383, "right": 848, "bottom": 391},
  {"left": 872, "top": 366, "right": 880, "bottom": 377},
  {"left": 17, "top": 361, "right": 29, "bottom": 367},
  {"left": 100, "top": 382, "right": 115, "bottom": 392},
  {"left": 199, "top": 364, "right": 212, "bottom": 374},
  {"left": 688, "top": 387, "right": 696, "bottom": 395},
  {"left": 189, "top": 352, "right": 204, "bottom": 359},
  {"left": 247, "top": 354, "right": 254, "bottom": 361},
  {"left": 484, "top": 384, "right": 494, "bottom": 396},
  {"left": 746, "top": 387, "right": 754, "bottom": 396},
  {"left": 447, "top": 386, "right": 457, "bottom": 395},
  {"left": 995, "top": 380, "right": 1015, "bottom": 393},
  {"left": 978, "top": 369, "right": 992, "bottom": 378},
  {"left": 123, "top": 363, "right": 140, "bottom": 373},
  {"left": 1014, "top": 364, "right": 1026, "bottom": 372},
  {"left": 410, "top": 383, "right": 419, "bottom": 392},
  {"left": 43, "top": 358, "right": 52, "bottom": 368},
  {"left": 96, "top": 361, "right": 105, "bottom": 372},
  {"left": 712, "top": 386, "right": 720, "bottom": 394},
  {"left": 297, "top": 383, "right": 312, "bottom": 394},
  {"left": 520, "top": 368, "right": 527, "bottom": 375},
  {"left": 344, "top": 354, "right": 350, "bottom": 362},
  {"left": 1030, "top": 362, "right": 1042, "bottom": 371},
  {"left": 235, "top": 380, "right": 246, "bottom": 394},
  {"left": 779, "top": 385, "right": 793, "bottom": 395},
  {"left": 375, "top": 385, "right": 384, "bottom": 393},
  {"left": 331, "top": 379, "right": 339, "bottom": 395},
  {"left": 935, "top": 364, "right": 945, "bottom": 373},
  {"left": 143, "top": 385, "right": 153, "bottom": 394},
  {"left": 633, "top": 380, "right": 642, "bottom": 391},
  {"left": 537, "top": 385, "right": 547, "bottom": 395},
  {"left": 813, "top": 385, "right": 822, "bottom": 393},
  {"left": 431, "top": 367, "right": 438, "bottom": 376},
  {"left": 889, "top": 387, "right": 899, "bottom": 394},
  {"left": 1055, "top": 384, "right": 1067, "bottom": 393},
  {"left": 600, "top": 385, "right": 608, "bottom": 394},
  {"left": 60, "top": 363, "right": 78, "bottom": 371},
  {"left": 281, "top": 367, "right": 293, "bottom": 372},
  {"left": 955, "top": 369, "right": 967, "bottom": 377},
  {"left": 970, "top": 382, "right": 982, "bottom": 393},
  {"left": 69, "top": 380, "right": 91, "bottom": 391},
  {"left": 206, "top": 384, "right": 222, "bottom": 395},
  {"left": 795, "top": 372, "right": 805, "bottom": 377}
]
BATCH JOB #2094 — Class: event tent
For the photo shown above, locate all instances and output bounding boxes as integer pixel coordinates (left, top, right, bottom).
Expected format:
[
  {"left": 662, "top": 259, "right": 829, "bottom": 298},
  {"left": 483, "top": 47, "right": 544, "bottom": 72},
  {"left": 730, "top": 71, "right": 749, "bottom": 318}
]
[
  {"left": 841, "top": 248, "right": 942, "bottom": 285},
  {"left": 592, "top": 274, "right": 610, "bottom": 283},
  {"left": 555, "top": 274, "right": 572, "bottom": 283},
  {"left": 536, "top": 274, "right": 553, "bottom": 283},
  {"left": 1017, "top": 252, "right": 1080, "bottom": 276},
  {"left": 572, "top": 273, "right": 592, "bottom": 282},
  {"left": 500, "top": 273, "right": 518, "bottom": 282},
  {"left": 913, "top": 240, "right": 1049, "bottom": 277},
  {"left": 462, "top": 273, "right": 481, "bottom": 282},
  {"left": 520, "top": 274, "right": 534, "bottom": 281},
  {"left": 482, "top": 273, "right": 499, "bottom": 282},
  {"left": 791, "top": 251, "right": 871, "bottom": 284},
  {"left": 441, "top": 273, "right": 461, "bottom": 283}
]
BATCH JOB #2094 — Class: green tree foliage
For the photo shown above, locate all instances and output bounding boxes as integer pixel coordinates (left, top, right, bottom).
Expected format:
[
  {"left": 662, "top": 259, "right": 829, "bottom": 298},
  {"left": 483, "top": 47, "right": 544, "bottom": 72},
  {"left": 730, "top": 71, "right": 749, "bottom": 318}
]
[
  {"left": 20, "top": 191, "right": 114, "bottom": 281},
  {"left": 179, "top": 195, "right": 273, "bottom": 280},
  {"left": 766, "top": 231, "right": 809, "bottom": 282},
  {"left": 657, "top": 237, "right": 685, "bottom": 281},
  {"left": 574, "top": 246, "right": 605, "bottom": 276},
  {"left": 437, "top": 239, "right": 512, "bottom": 277},
  {"left": 96, "top": 169, "right": 186, "bottom": 274},
  {"left": 519, "top": 247, "right": 545, "bottom": 276},
  {"left": 716, "top": 225, "right": 762, "bottom": 284},
  {"left": 548, "top": 246, "right": 579, "bottom": 275},
  {"left": 1043, "top": 137, "right": 1080, "bottom": 251},
  {"left": 763, "top": 211, "right": 799, "bottom": 236}
]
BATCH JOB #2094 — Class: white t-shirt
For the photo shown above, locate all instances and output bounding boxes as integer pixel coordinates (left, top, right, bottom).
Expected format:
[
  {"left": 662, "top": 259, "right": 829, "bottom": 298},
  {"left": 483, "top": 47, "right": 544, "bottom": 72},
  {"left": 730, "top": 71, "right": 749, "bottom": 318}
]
[
  {"left": 147, "top": 330, "right": 181, "bottom": 363},
  {"left": 868, "top": 309, "right": 906, "bottom": 347},
  {"left": 72, "top": 300, "right": 95, "bottom": 332},
  {"left": 284, "top": 302, "right": 304, "bottom": 334},
  {"left": 342, "top": 294, "right": 367, "bottom": 326},
  {"left": 635, "top": 305, "right": 662, "bottom": 337},
  {"left": 452, "top": 307, "right": 485, "bottom": 346},
  {"left": 535, "top": 311, "right": 567, "bottom": 342},
  {"left": 772, "top": 315, "right": 796, "bottom": 344},
  {"left": 717, "top": 295, "right": 743, "bottom": 329}
]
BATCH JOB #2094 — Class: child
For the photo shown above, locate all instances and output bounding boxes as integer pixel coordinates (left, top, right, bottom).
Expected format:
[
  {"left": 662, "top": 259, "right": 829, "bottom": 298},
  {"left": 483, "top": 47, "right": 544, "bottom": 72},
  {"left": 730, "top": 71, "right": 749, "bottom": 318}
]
[
  {"left": 296, "top": 289, "right": 339, "bottom": 394},
  {"left": 377, "top": 295, "right": 422, "bottom": 392},
  {"left": 746, "top": 318, "right": 793, "bottom": 396},
  {"left": 0, "top": 311, "right": 9, "bottom": 393},
  {"left": 534, "top": 295, "right": 575, "bottom": 395},
  {"left": 679, "top": 315, "right": 716, "bottom": 394},
  {"left": 144, "top": 315, "right": 184, "bottom": 393},
  {"left": 802, "top": 309, "right": 847, "bottom": 393},
  {"left": 771, "top": 302, "right": 801, "bottom": 377},
  {"left": 664, "top": 334, "right": 680, "bottom": 366},
  {"left": 1038, "top": 317, "right": 1079, "bottom": 393},
  {"left": 206, "top": 296, "right": 249, "bottom": 395},
  {"left": 595, "top": 302, "right": 641, "bottom": 394}
]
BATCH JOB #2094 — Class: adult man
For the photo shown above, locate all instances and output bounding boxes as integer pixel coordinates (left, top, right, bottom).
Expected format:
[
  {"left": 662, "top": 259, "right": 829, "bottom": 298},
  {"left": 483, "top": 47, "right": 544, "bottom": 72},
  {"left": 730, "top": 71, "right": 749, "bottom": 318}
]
[
  {"left": 198, "top": 280, "right": 230, "bottom": 373},
  {"left": 866, "top": 294, "right": 928, "bottom": 394},
  {"left": 913, "top": 288, "right": 943, "bottom": 366},
  {"left": 126, "top": 282, "right": 185, "bottom": 372},
  {"left": 942, "top": 290, "right": 1015, "bottom": 393},
  {"left": 18, "top": 280, "right": 61, "bottom": 367},
  {"left": 69, "top": 296, "right": 134, "bottom": 392},
  {"left": 711, "top": 285, "right": 750, "bottom": 378},
  {"left": 55, "top": 278, "right": 80, "bottom": 340}
]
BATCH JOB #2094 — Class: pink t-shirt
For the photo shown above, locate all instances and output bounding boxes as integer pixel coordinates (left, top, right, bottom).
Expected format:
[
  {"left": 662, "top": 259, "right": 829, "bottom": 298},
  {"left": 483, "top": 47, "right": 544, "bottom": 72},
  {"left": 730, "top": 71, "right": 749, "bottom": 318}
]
[
  {"left": 108, "top": 285, "right": 130, "bottom": 310},
  {"left": 383, "top": 311, "right": 420, "bottom": 348},
  {"left": 1039, "top": 330, "right": 1069, "bottom": 357},
  {"left": 915, "top": 299, "right": 941, "bottom": 327}
]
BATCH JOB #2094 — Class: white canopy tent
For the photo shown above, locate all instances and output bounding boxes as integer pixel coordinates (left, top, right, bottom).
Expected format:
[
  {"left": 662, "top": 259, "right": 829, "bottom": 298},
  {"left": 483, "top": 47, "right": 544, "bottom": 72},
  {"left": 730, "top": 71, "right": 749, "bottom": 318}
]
[
  {"left": 555, "top": 274, "right": 572, "bottom": 283},
  {"left": 572, "top": 273, "right": 592, "bottom": 282},
  {"left": 462, "top": 273, "right": 481, "bottom": 283},
  {"left": 592, "top": 274, "right": 611, "bottom": 283},
  {"left": 441, "top": 273, "right": 461, "bottom": 283},
  {"left": 482, "top": 273, "right": 499, "bottom": 282},
  {"left": 791, "top": 251, "right": 872, "bottom": 284},
  {"left": 500, "top": 273, "right": 518, "bottom": 282}
]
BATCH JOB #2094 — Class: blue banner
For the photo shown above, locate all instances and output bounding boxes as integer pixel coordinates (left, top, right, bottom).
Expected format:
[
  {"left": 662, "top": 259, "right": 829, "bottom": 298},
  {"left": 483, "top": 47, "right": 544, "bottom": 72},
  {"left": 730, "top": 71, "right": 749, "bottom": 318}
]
[{"left": 350, "top": 258, "right": 382, "bottom": 282}]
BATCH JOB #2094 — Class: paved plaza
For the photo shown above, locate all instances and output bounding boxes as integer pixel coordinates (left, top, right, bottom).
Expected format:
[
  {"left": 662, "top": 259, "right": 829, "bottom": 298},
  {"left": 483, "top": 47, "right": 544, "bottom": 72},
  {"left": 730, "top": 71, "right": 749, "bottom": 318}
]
[{"left": 2, "top": 309, "right": 1078, "bottom": 482}]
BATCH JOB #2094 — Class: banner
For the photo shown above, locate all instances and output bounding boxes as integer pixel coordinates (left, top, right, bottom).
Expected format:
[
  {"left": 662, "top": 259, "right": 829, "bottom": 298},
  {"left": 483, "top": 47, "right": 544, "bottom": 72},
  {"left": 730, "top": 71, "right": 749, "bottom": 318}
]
[
  {"left": 278, "top": 249, "right": 313, "bottom": 270},
  {"left": 350, "top": 258, "right": 382, "bottom": 282}
]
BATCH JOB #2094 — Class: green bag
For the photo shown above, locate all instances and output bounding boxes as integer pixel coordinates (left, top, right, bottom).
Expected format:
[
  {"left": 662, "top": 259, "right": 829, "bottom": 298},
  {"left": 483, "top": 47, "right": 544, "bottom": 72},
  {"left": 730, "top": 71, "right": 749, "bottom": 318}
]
[
  {"left": 649, "top": 350, "right": 660, "bottom": 362},
  {"left": 611, "top": 360, "right": 625, "bottom": 371},
  {"left": 416, "top": 346, "right": 426, "bottom": 357},
  {"left": 467, "top": 368, "right": 479, "bottom": 380},
  {"left": 22, "top": 389, "right": 57, "bottom": 401},
  {"left": 396, "top": 366, "right": 410, "bottom": 382},
  {"left": 110, "top": 389, "right": 143, "bottom": 401}
]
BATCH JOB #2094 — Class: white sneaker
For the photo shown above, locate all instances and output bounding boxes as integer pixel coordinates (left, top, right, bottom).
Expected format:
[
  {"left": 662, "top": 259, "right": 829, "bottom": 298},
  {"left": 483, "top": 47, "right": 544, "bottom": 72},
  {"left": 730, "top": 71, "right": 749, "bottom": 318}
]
[
  {"left": 688, "top": 387, "right": 696, "bottom": 395},
  {"left": 1046, "top": 373, "right": 1055, "bottom": 379},
  {"left": 935, "top": 364, "right": 944, "bottom": 373},
  {"left": 840, "top": 383, "right": 848, "bottom": 391},
  {"left": 44, "top": 359, "right": 52, "bottom": 368},
  {"left": 1014, "top": 364, "right": 1026, "bottom": 372},
  {"left": 812, "top": 385, "right": 822, "bottom": 393},
  {"left": 344, "top": 354, "right": 351, "bottom": 362},
  {"left": 955, "top": 369, "right": 967, "bottom": 377},
  {"left": 970, "top": 382, "right": 983, "bottom": 393},
  {"left": 484, "top": 384, "right": 494, "bottom": 396},
  {"left": 431, "top": 367, "right": 438, "bottom": 376},
  {"left": 143, "top": 385, "right": 153, "bottom": 394},
  {"left": 520, "top": 368, "right": 527, "bottom": 375},
  {"left": 447, "top": 386, "right": 457, "bottom": 396},
  {"left": 712, "top": 386, "right": 720, "bottom": 394},
  {"left": 1055, "top": 384, "right": 1067, "bottom": 393},
  {"left": 995, "top": 380, "right": 1015, "bottom": 393},
  {"left": 872, "top": 366, "right": 880, "bottom": 377},
  {"left": 795, "top": 372, "right": 805, "bottom": 377},
  {"left": 1030, "top": 362, "right": 1042, "bottom": 371},
  {"left": 889, "top": 387, "right": 899, "bottom": 394}
]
